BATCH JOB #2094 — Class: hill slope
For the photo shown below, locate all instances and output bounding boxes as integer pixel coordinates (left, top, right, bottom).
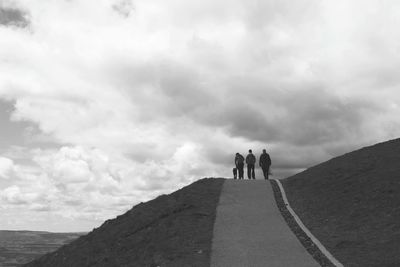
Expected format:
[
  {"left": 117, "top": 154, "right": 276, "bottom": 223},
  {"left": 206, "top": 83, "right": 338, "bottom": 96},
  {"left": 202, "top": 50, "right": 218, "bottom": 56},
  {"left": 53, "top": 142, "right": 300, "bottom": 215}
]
[
  {"left": 24, "top": 178, "right": 224, "bottom": 267},
  {"left": 283, "top": 138, "right": 400, "bottom": 267}
]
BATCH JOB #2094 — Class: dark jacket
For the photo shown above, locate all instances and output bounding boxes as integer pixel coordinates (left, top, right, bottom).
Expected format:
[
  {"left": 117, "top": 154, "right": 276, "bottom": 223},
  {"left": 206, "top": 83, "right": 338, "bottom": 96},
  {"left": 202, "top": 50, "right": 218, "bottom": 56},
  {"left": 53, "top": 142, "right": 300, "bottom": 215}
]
[
  {"left": 246, "top": 153, "right": 256, "bottom": 165},
  {"left": 235, "top": 154, "right": 245, "bottom": 166},
  {"left": 259, "top": 153, "right": 271, "bottom": 167}
]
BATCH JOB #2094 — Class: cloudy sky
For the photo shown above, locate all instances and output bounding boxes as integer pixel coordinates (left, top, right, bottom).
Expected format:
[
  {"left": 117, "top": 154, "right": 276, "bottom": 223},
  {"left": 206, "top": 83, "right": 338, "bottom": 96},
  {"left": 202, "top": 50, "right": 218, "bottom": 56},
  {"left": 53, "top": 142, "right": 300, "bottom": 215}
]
[{"left": 1, "top": 0, "right": 400, "bottom": 232}]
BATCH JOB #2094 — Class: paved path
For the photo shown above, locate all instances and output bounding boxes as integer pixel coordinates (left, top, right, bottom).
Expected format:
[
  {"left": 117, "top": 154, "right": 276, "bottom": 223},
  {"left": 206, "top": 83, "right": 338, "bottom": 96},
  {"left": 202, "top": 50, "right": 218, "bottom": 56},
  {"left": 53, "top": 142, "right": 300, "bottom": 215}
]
[{"left": 210, "top": 180, "right": 320, "bottom": 267}]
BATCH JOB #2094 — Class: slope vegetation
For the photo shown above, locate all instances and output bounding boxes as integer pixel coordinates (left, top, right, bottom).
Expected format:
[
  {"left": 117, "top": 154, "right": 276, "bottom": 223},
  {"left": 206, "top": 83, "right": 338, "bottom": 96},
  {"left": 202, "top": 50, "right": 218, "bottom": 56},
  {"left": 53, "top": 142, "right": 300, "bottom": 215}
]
[
  {"left": 24, "top": 178, "right": 224, "bottom": 267},
  {"left": 283, "top": 138, "right": 400, "bottom": 267}
]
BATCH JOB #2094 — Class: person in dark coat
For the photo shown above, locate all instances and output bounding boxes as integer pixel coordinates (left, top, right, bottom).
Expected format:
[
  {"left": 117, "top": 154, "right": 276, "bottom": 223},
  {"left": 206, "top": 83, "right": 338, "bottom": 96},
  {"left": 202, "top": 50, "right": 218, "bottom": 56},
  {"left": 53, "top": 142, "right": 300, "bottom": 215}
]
[
  {"left": 259, "top": 149, "right": 271, "bottom": 180},
  {"left": 234, "top": 153, "right": 245, "bottom": 179},
  {"left": 245, "top": 149, "right": 256, "bottom": 179}
]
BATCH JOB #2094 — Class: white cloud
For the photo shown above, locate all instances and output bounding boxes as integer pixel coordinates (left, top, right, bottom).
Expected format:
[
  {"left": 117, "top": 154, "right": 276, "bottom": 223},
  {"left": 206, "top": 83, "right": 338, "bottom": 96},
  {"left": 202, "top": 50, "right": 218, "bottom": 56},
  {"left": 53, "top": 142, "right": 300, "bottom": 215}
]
[
  {"left": 1, "top": 185, "right": 41, "bottom": 205},
  {"left": 0, "top": 157, "right": 15, "bottom": 179}
]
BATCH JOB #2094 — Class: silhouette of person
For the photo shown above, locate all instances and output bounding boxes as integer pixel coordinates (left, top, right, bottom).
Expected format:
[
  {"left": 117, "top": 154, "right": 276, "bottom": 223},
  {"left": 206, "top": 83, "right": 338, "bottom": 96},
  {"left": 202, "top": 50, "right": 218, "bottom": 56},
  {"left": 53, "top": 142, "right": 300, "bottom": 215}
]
[
  {"left": 259, "top": 149, "right": 271, "bottom": 180},
  {"left": 233, "top": 167, "right": 237, "bottom": 179},
  {"left": 246, "top": 149, "right": 256, "bottom": 179},
  {"left": 234, "top": 153, "right": 245, "bottom": 179}
]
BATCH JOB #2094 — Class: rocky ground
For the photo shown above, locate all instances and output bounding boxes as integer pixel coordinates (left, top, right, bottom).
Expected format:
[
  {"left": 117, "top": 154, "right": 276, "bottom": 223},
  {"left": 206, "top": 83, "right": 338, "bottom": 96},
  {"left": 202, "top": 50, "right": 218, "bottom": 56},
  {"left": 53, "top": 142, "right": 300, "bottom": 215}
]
[
  {"left": 282, "top": 138, "right": 400, "bottom": 267},
  {"left": 24, "top": 178, "right": 224, "bottom": 267}
]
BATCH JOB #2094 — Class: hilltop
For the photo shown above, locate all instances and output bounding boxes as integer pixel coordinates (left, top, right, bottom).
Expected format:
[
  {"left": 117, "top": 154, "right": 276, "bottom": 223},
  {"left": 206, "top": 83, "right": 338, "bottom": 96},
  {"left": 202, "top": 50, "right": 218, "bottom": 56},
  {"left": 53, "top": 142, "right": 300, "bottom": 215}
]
[
  {"left": 283, "top": 138, "right": 400, "bottom": 267},
  {"left": 24, "top": 178, "right": 224, "bottom": 267},
  {"left": 22, "top": 138, "right": 400, "bottom": 267}
]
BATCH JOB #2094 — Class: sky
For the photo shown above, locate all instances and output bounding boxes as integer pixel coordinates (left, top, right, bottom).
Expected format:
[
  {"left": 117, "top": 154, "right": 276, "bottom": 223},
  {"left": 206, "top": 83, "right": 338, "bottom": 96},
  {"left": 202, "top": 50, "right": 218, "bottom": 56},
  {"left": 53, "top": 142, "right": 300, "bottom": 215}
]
[{"left": 1, "top": 0, "right": 400, "bottom": 232}]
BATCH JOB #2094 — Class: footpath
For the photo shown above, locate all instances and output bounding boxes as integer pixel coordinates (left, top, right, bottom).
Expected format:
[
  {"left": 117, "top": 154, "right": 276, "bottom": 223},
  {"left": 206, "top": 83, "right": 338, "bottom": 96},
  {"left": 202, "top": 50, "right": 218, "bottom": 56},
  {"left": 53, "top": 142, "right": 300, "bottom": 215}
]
[{"left": 210, "top": 179, "right": 320, "bottom": 267}]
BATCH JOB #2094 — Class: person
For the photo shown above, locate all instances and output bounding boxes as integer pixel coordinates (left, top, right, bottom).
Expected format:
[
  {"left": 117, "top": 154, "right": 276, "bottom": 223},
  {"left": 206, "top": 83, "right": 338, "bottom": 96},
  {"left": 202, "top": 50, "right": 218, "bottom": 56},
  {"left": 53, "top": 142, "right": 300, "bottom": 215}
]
[
  {"left": 233, "top": 167, "right": 237, "bottom": 179},
  {"left": 259, "top": 149, "right": 271, "bottom": 180},
  {"left": 234, "top": 153, "right": 245, "bottom": 179},
  {"left": 246, "top": 149, "right": 256, "bottom": 179}
]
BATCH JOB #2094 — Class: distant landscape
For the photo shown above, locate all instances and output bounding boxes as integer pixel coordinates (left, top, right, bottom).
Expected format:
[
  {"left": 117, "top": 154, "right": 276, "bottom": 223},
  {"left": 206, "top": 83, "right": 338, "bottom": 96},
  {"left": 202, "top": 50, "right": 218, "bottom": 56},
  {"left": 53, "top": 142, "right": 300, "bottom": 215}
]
[{"left": 0, "top": 231, "right": 84, "bottom": 267}]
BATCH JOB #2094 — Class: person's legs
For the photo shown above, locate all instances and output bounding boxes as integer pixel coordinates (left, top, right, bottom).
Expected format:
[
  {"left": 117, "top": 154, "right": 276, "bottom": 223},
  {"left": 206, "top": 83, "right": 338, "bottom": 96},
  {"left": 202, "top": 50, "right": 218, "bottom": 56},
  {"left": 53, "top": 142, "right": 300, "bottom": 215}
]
[
  {"left": 238, "top": 163, "right": 244, "bottom": 179},
  {"left": 262, "top": 167, "right": 268, "bottom": 179},
  {"left": 247, "top": 164, "right": 255, "bottom": 179}
]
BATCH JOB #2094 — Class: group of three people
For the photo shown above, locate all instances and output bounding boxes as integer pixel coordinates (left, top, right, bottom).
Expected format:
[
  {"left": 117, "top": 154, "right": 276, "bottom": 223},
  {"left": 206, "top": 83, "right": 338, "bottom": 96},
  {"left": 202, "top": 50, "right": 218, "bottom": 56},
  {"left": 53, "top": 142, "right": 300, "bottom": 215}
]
[{"left": 234, "top": 149, "right": 272, "bottom": 180}]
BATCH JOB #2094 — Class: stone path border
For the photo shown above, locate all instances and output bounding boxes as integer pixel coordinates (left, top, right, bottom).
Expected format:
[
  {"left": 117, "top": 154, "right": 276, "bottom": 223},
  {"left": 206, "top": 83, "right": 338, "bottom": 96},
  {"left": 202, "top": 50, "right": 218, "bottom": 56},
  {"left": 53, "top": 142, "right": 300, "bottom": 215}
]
[{"left": 271, "top": 178, "right": 344, "bottom": 267}]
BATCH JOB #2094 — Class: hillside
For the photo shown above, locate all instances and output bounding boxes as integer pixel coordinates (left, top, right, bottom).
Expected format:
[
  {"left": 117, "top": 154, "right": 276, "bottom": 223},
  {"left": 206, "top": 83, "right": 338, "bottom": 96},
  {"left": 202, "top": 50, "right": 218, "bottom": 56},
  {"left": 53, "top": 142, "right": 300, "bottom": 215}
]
[
  {"left": 24, "top": 178, "right": 224, "bottom": 267},
  {"left": 282, "top": 138, "right": 400, "bottom": 267}
]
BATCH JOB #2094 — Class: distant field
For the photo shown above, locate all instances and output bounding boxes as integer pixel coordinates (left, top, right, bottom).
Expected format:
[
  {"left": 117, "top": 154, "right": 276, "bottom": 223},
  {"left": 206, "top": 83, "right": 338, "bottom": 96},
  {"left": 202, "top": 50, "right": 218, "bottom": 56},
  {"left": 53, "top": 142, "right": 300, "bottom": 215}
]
[{"left": 0, "top": 230, "right": 84, "bottom": 267}]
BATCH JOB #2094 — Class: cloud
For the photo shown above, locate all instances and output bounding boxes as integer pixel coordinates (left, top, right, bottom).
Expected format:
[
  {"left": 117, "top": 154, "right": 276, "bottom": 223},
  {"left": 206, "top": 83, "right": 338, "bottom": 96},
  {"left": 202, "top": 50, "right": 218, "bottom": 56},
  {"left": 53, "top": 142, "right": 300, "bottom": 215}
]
[
  {"left": 1, "top": 185, "right": 24, "bottom": 204},
  {"left": 0, "top": 4, "right": 29, "bottom": 28},
  {"left": 33, "top": 146, "right": 123, "bottom": 198},
  {"left": 112, "top": 0, "right": 134, "bottom": 18},
  {"left": 34, "top": 146, "right": 113, "bottom": 184},
  {"left": 0, "top": 157, "right": 14, "bottom": 179},
  {"left": 1, "top": 185, "right": 41, "bottom": 205},
  {"left": 1, "top": 0, "right": 400, "bottom": 231},
  {"left": 0, "top": 144, "right": 211, "bottom": 224}
]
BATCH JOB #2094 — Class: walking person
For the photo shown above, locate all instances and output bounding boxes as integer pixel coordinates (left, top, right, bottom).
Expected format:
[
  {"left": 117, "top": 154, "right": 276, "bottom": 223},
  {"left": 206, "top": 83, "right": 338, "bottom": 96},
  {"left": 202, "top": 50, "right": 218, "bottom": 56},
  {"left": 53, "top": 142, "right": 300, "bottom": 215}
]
[
  {"left": 235, "top": 153, "right": 245, "bottom": 179},
  {"left": 259, "top": 149, "right": 271, "bottom": 180},
  {"left": 246, "top": 149, "right": 256, "bottom": 179}
]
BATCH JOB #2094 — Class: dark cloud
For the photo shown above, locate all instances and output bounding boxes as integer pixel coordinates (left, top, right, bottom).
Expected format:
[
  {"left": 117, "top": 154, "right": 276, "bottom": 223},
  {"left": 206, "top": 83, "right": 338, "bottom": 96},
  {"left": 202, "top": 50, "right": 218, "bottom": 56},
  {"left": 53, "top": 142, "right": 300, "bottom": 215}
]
[
  {"left": 204, "top": 146, "right": 234, "bottom": 167},
  {"left": 0, "top": 6, "right": 29, "bottom": 28},
  {"left": 184, "top": 85, "right": 382, "bottom": 146},
  {"left": 158, "top": 62, "right": 216, "bottom": 116},
  {"left": 114, "top": 59, "right": 217, "bottom": 122},
  {"left": 274, "top": 88, "right": 381, "bottom": 146},
  {"left": 112, "top": 0, "right": 134, "bottom": 18},
  {"left": 222, "top": 105, "right": 277, "bottom": 141},
  {"left": 111, "top": 54, "right": 384, "bottom": 154}
]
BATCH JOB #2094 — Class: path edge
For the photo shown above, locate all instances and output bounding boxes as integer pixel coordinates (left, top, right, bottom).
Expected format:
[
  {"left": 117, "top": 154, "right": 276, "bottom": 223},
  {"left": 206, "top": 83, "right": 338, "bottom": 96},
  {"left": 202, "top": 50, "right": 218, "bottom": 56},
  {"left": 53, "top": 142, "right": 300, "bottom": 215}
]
[
  {"left": 209, "top": 178, "right": 226, "bottom": 267},
  {"left": 270, "top": 178, "right": 344, "bottom": 267}
]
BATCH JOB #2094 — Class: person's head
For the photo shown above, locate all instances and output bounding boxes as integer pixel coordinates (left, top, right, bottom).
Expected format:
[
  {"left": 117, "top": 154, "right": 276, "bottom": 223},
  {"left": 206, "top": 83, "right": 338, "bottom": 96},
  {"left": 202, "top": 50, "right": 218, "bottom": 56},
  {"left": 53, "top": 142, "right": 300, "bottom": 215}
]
[
  {"left": 236, "top": 152, "right": 239, "bottom": 156},
  {"left": 263, "top": 149, "right": 266, "bottom": 153},
  {"left": 249, "top": 149, "right": 252, "bottom": 153}
]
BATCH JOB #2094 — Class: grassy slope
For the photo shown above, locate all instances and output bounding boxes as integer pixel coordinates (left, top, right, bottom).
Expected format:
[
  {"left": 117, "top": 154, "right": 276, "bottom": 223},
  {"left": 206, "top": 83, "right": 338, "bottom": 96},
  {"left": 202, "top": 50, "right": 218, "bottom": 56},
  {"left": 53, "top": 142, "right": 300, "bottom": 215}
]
[
  {"left": 282, "top": 138, "right": 400, "bottom": 267},
  {"left": 24, "top": 178, "right": 224, "bottom": 267}
]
